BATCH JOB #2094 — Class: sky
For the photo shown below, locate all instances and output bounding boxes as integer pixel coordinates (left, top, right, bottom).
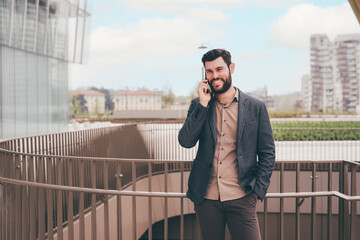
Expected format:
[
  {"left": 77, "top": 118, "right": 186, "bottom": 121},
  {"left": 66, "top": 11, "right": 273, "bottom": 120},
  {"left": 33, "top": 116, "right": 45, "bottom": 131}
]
[{"left": 69, "top": 0, "right": 360, "bottom": 96}]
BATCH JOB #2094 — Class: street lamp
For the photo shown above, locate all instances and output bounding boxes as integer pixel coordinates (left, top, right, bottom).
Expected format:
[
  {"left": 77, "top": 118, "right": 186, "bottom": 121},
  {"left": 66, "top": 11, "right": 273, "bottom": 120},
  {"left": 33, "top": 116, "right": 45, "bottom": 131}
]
[{"left": 198, "top": 44, "right": 207, "bottom": 80}]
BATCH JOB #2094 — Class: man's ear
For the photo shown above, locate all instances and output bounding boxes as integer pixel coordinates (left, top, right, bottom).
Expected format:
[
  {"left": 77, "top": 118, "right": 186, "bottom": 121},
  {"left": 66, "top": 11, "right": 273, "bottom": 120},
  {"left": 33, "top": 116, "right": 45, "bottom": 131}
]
[{"left": 229, "top": 62, "right": 235, "bottom": 74}]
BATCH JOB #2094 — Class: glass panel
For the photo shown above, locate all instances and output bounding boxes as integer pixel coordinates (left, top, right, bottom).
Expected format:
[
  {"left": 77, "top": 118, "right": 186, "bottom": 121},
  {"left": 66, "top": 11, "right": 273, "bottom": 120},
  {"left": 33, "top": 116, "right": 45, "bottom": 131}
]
[
  {"left": 2, "top": 47, "right": 16, "bottom": 139},
  {"left": 38, "top": 55, "right": 48, "bottom": 134},
  {"left": 27, "top": 52, "right": 39, "bottom": 136},
  {"left": 15, "top": 49, "right": 27, "bottom": 137}
]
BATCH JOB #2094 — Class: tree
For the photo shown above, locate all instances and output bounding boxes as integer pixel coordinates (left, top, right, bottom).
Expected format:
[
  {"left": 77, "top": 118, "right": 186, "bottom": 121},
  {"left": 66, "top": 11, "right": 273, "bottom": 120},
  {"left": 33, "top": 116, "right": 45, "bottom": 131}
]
[
  {"left": 78, "top": 94, "right": 88, "bottom": 114},
  {"left": 162, "top": 89, "right": 175, "bottom": 109},
  {"left": 70, "top": 94, "right": 88, "bottom": 116},
  {"left": 90, "top": 87, "right": 114, "bottom": 111},
  {"left": 71, "top": 95, "right": 80, "bottom": 116}
]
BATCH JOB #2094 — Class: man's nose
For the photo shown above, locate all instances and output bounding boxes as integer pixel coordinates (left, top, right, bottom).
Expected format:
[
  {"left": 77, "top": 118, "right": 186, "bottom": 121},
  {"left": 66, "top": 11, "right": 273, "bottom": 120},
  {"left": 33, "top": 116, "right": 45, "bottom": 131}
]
[{"left": 213, "top": 71, "right": 219, "bottom": 79}]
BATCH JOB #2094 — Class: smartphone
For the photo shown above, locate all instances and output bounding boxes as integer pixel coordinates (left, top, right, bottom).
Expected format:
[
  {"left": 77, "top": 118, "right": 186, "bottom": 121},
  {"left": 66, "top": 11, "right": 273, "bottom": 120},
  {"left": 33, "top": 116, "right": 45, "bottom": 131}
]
[{"left": 204, "top": 70, "right": 212, "bottom": 94}]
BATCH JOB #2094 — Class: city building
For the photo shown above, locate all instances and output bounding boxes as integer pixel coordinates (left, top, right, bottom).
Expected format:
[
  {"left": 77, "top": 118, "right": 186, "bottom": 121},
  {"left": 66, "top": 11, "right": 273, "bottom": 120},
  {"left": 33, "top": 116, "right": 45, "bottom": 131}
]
[
  {"left": 301, "top": 74, "right": 312, "bottom": 112},
  {"left": 246, "top": 86, "right": 275, "bottom": 111},
  {"left": 303, "top": 34, "right": 360, "bottom": 113},
  {"left": 112, "top": 89, "right": 162, "bottom": 111},
  {"left": 71, "top": 90, "right": 105, "bottom": 115},
  {"left": 0, "top": 0, "right": 90, "bottom": 139}
]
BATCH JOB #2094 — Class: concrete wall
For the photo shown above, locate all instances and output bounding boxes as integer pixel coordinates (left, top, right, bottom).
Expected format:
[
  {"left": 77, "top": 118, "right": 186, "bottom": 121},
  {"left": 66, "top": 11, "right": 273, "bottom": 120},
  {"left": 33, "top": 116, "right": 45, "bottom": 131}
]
[{"left": 114, "top": 110, "right": 187, "bottom": 120}]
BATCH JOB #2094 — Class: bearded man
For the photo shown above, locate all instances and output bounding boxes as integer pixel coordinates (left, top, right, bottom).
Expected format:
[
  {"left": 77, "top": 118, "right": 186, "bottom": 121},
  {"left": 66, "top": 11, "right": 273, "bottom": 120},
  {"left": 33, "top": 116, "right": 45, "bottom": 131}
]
[{"left": 178, "top": 49, "right": 276, "bottom": 240}]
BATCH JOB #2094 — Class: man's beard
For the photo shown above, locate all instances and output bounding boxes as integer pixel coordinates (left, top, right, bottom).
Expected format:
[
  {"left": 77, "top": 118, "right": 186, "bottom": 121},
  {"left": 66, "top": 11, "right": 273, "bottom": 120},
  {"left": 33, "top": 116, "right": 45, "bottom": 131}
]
[{"left": 209, "top": 73, "right": 232, "bottom": 94}]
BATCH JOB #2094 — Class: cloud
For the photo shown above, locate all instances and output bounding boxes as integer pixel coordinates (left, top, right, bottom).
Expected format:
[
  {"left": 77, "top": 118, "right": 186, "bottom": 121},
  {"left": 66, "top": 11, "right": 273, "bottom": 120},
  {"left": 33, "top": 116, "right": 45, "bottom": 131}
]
[
  {"left": 124, "top": 0, "right": 247, "bottom": 12},
  {"left": 90, "top": 18, "right": 213, "bottom": 60},
  {"left": 268, "top": 3, "right": 360, "bottom": 49},
  {"left": 69, "top": 17, "right": 222, "bottom": 91},
  {"left": 99, "top": 3, "right": 111, "bottom": 14},
  {"left": 123, "top": 0, "right": 307, "bottom": 12},
  {"left": 122, "top": 0, "right": 246, "bottom": 22},
  {"left": 185, "top": 8, "right": 230, "bottom": 22},
  {"left": 241, "top": 50, "right": 273, "bottom": 61}
]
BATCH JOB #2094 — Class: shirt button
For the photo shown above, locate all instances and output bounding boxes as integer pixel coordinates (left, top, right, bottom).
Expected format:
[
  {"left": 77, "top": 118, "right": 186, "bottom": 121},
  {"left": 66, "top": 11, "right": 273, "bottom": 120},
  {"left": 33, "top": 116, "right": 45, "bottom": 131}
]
[
  {"left": 221, "top": 147, "right": 224, "bottom": 151},
  {"left": 219, "top": 162, "right": 222, "bottom": 164},
  {"left": 219, "top": 176, "right": 222, "bottom": 179},
  {"left": 222, "top": 133, "right": 225, "bottom": 136},
  {"left": 224, "top": 119, "right": 226, "bottom": 122}
]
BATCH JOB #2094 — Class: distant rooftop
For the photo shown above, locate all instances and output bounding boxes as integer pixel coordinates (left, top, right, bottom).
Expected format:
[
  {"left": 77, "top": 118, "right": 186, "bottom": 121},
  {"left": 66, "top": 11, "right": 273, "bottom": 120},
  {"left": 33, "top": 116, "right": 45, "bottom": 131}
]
[
  {"left": 113, "top": 90, "right": 162, "bottom": 96},
  {"left": 71, "top": 90, "right": 105, "bottom": 96}
]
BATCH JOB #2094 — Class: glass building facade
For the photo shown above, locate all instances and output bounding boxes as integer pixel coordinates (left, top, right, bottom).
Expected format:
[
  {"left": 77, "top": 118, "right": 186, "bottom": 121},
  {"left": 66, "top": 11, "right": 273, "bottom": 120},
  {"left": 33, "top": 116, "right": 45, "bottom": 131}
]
[{"left": 0, "top": 0, "right": 90, "bottom": 139}]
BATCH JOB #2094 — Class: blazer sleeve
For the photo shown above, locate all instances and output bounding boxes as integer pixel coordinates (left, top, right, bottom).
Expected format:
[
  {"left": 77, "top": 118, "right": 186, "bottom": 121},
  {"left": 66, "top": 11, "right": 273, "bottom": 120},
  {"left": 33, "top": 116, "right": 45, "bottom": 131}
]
[
  {"left": 253, "top": 102, "right": 276, "bottom": 200},
  {"left": 178, "top": 98, "right": 209, "bottom": 148}
]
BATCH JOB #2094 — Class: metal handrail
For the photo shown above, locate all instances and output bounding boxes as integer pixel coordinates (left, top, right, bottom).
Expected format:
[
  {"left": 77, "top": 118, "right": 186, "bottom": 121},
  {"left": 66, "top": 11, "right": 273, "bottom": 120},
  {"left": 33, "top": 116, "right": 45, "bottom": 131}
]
[
  {"left": 1, "top": 176, "right": 360, "bottom": 200},
  {"left": 0, "top": 145, "right": 359, "bottom": 164}
]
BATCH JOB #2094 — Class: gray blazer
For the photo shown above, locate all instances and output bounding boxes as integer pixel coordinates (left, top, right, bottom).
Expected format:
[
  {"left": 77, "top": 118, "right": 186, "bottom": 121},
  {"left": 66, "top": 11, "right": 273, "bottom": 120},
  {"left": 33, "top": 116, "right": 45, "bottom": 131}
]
[{"left": 178, "top": 89, "right": 275, "bottom": 204}]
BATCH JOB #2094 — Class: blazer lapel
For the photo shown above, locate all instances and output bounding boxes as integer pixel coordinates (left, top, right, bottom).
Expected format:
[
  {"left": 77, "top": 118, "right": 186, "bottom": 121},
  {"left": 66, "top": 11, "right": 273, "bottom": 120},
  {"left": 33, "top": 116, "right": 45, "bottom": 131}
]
[
  {"left": 208, "top": 98, "right": 217, "bottom": 143},
  {"left": 237, "top": 89, "right": 248, "bottom": 141}
]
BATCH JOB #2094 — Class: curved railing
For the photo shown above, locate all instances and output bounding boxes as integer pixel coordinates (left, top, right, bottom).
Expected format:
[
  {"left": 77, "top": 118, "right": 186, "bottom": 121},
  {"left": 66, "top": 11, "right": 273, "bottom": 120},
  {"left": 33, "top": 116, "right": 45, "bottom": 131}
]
[{"left": 0, "top": 123, "right": 359, "bottom": 240}]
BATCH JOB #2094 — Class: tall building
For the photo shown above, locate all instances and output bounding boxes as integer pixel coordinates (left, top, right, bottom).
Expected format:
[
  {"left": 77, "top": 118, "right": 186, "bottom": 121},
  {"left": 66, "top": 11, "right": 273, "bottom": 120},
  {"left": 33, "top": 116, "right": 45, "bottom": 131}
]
[
  {"left": 246, "top": 86, "right": 275, "bottom": 111},
  {"left": 303, "top": 34, "right": 360, "bottom": 112},
  {"left": 334, "top": 34, "right": 360, "bottom": 112},
  {"left": 301, "top": 74, "right": 311, "bottom": 112},
  {"left": 0, "top": 0, "right": 90, "bottom": 138}
]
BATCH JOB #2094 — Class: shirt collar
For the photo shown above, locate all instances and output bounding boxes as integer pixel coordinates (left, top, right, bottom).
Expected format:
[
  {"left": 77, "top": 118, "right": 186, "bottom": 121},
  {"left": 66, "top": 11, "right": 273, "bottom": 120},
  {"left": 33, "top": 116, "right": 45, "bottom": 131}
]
[
  {"left": 215, "top": 87, "right": 239, "bottom": 106},
  {"left": 234, "top": 87, "right": 239, "bottom": 102}
]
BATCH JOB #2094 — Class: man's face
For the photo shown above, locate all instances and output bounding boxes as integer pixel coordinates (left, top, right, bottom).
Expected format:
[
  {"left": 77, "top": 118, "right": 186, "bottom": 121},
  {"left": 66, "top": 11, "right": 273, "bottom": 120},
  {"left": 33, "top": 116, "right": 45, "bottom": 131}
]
[{"left": 205, "top": 57, "right": 234, "bottom": 94}]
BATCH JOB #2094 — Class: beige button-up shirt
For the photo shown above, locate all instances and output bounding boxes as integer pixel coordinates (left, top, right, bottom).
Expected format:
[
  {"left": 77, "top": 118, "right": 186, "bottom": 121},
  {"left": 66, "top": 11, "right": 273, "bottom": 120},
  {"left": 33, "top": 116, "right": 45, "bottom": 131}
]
[{"left": 204, "top": 88, "right": 248, "bottom": 202}]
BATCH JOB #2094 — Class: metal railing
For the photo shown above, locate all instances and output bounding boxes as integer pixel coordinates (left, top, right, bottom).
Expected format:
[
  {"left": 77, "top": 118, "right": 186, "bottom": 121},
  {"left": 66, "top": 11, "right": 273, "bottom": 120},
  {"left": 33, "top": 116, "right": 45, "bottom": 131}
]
[{"left": 0, "top": 122, "right": 359, "bottom": 240}]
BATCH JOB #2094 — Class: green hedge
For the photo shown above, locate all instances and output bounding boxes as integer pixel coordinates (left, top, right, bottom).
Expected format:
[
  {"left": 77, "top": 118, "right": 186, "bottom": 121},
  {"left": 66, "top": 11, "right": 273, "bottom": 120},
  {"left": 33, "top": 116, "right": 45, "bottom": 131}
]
[{"left": 271, "top": 121, "right": 360, "bottom": 141}]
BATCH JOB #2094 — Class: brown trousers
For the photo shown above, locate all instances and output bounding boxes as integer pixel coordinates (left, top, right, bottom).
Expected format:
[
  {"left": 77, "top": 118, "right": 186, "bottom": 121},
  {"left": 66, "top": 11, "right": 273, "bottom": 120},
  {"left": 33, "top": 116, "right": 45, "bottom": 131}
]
[{"left": 194, "top": 192, "right": 261, "bottom": 240}]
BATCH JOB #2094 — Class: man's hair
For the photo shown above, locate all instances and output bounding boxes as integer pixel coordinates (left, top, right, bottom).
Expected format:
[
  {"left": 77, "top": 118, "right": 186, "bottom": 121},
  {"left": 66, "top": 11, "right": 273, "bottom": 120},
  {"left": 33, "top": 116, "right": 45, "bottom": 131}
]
[{"left": 201, "top": 49, "right": 232, "bottom": 67}]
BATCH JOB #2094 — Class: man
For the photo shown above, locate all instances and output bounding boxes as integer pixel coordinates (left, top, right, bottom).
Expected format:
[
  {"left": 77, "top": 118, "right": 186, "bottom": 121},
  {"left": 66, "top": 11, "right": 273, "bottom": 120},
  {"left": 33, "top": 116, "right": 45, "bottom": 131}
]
[{"left": 178, "top": 49, "right": 275, "bottom": 240}]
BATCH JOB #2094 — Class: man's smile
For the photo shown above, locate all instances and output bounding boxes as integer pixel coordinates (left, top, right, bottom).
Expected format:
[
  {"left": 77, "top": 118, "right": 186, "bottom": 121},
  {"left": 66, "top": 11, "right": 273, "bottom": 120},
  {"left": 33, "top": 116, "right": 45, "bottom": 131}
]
[{"left": 211, "top": 79, "right": 223, "bottom": 86}]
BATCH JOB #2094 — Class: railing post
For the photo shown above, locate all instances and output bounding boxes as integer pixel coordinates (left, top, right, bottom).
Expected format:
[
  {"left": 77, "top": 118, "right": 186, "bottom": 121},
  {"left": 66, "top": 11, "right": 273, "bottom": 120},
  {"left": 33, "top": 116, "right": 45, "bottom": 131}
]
[
  {"left": 21, "top": 139, "right": 29, "bottom": 240},
  {"left": 327, "top": 162, "right": 333, "bottom": 240},
  {"left": 132, "top": 161, "right": 137, "bottom": 240},
  {"left": 164, "top": 162, "right": 168, "bottom": 240},
  {"left": 148, "top": 161, "right": 153, "bottom": 240},
  {"left": 280, "top": 162, "right": 284, "bottom": 240},
  {"left": 339, "top": 161, "right": 344, "bottom": 240},
  {"left": 91, "top": 160, "right": 97, "bottom": 240},
  {"left": 311, "top": 162, "right": 317, "bottom": 240},
  {"left": 350, "top": 163, "right": 357, "bottom": 240},
  {"left": 263, "top": 197, "right": 268, "bottom": 240},
  {"left": 343, "top": 162, "right": 350, "bottom": 240},
  {"left": 56, "top": 157, "right": 64, "bottom": 240},
  {"left": 116, "top": 161, "right": 122, "bottom": 240},
  {"left": 29, "top": 154, "right": 36, "bottom": 240},
  {"left": 104, "top": 160, "right": 110, "bottom": 240},
  {"left": 67, "top": 158, "right": 74, "bottom": 240},
  {"left": 46, "top": 155, "right": 54, "bottom": 240},
  {"left": 38, "top": 155, "right": 46, "bottom": 240},
  {"left": 15, "top": 153, "right": 22, "bottom": 240},
  {"left": 180, "top": 162, "right": 184, "bottom": 240},
  {"left": 295, "top": 162, "right": 300, "bottom": 240},
  {"left": 78, "top": 159, "right": 85, "bottom": 240}
]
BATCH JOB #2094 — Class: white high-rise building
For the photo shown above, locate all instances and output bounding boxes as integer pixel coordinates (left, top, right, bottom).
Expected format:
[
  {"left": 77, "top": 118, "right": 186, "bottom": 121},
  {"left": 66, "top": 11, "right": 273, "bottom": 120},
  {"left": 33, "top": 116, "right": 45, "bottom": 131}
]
[
  {"left": 334, "top": 34, "right": 360, "bottom": 112},
  {"left": 302, "top": 34, "right": 360, "bottom": 112},
  {"left": 301, "top": 74, "right": 311, "bottom": 112}
]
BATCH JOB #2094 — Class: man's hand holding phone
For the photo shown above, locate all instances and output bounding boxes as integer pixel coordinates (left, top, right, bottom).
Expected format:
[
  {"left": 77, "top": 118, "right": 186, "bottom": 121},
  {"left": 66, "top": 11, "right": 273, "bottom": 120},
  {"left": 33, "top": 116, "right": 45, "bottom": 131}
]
[{"left": 198, "top": 79, "right": 211, "bottom": 107}]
